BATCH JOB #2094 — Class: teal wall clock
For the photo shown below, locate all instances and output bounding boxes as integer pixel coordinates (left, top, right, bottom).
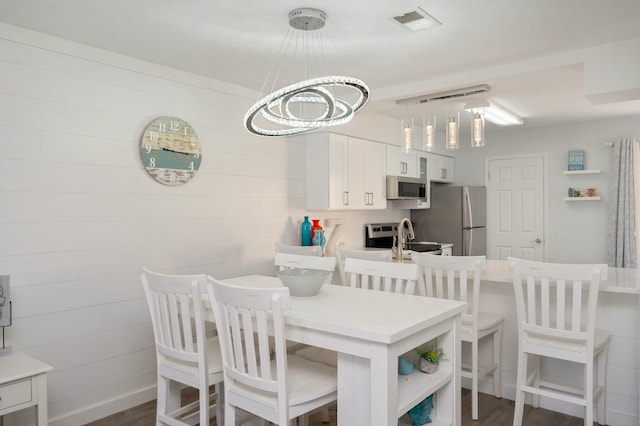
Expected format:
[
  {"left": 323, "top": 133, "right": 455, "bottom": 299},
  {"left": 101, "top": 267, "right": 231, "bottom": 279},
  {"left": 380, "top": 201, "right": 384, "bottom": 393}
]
[{"left": 140, "top": 116, "right": 202, "bottom": 186}]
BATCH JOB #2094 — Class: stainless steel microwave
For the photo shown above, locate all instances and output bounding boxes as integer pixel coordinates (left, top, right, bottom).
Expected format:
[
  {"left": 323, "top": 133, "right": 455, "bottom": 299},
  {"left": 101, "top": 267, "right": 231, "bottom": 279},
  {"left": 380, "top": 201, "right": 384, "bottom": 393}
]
[{"left": 386, "top": 176, "right": 427, "bottom": 200}]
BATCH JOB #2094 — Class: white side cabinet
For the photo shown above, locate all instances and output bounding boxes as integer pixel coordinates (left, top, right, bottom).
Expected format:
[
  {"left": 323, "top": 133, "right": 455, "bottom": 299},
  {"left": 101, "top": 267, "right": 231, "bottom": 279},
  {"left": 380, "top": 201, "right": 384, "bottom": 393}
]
[
  {"left": 306, "top": 133, "right": 387, "bottom": 210},
  {"left": 427, "top": 153, "right": 455, "bottom": 183},
  {"left": 387, "top": 145, "right": 419, "bottom": 178}
]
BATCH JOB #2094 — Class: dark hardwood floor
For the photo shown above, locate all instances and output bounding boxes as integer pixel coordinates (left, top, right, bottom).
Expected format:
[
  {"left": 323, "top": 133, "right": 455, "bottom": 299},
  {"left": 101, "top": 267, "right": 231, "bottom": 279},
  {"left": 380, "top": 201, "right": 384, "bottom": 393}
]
[{"left": 86, "top": 388, "right": 595, "bottom": 426}]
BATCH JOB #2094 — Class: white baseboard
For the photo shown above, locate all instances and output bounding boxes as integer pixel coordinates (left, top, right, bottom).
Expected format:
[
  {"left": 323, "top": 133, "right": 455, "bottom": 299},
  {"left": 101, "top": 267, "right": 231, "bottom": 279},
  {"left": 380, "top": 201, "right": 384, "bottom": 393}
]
[{"left": 49, "top": 386, "right": 157, "bottom": 426}]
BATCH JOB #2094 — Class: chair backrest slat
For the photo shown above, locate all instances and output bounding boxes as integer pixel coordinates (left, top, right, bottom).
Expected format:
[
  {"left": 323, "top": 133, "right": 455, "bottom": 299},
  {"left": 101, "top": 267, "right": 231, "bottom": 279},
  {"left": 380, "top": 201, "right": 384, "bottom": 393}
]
[
  {"left": 413, "top": 254, "right": 486, "bottom": 325},
  {"left": 207, "top": 278, "right": 291, "bottom": 399},
  {"left": 141, "top": 268, "right": 207, "bottom": 365},
  {"left": 508, "top": 257, "right": 606, "bottom": 353},
  {"left": 344, "top": 258, "right": 419, "bottom": 295},
  {"left": 335, "top": 248, "right": 392, "bottom": 286}
]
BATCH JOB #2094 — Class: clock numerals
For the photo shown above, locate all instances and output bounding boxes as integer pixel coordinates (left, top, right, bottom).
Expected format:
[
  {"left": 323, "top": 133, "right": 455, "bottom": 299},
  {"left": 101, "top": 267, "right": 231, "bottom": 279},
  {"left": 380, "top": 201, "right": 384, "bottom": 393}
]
[{"left": 142, "top": 116, "right": 201, "bottom": 186}]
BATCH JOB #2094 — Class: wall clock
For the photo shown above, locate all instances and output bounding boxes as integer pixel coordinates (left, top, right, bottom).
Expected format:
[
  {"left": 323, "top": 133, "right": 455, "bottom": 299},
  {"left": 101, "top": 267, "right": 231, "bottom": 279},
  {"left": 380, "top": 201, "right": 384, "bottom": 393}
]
[{"left": 140, "top": 116, "right": 202, "bottom": 186}]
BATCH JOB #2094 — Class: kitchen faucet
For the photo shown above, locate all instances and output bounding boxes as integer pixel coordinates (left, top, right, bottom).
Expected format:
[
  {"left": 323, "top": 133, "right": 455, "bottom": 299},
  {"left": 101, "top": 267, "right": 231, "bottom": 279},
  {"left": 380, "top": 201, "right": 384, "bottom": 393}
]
[{"left": 397, "top": 217, "right": 415, "bottom": 263}]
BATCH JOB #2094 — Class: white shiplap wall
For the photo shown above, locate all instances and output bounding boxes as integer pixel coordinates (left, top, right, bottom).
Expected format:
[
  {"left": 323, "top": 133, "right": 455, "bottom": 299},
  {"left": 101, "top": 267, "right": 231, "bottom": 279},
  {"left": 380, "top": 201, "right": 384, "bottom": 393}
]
[{"left": 0, "top": 23, "right": 405, "bottom": 425}]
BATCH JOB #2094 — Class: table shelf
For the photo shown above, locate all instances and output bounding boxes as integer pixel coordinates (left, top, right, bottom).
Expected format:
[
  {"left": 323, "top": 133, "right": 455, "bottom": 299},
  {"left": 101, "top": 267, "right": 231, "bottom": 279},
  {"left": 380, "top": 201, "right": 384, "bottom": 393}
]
[
  {"left": 563, "top": 196, "right": 601, "bottom": 201},
  {"left": 397, "top": 365, "right": 453, "bottom": 417}
]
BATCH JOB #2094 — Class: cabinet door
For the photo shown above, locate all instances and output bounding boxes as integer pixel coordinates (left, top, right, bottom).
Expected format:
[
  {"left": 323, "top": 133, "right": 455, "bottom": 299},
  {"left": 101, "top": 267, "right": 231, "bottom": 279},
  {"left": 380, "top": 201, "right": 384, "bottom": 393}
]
[
  {"left": 306, "top": 132, "right": 349, "bottom": 210},
  {"left": 364, "top": 140, "right": 387, "bottom": 209},
  {"left": 386, "top": 145, "right": 418, "bottom": 177},
  {"left": 329, "top": 136, "right": 349, "bottom": 208},
  {"left": 428, "top": 153, "right": 455, "bottom": 183},
  {"left": 347, "top": 138, "right": 367, "bottom": 209}
]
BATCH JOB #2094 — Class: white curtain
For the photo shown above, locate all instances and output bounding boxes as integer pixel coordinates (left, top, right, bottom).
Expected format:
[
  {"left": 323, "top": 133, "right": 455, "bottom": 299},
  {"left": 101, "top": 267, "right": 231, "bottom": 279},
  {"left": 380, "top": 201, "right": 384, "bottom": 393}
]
[{"left": 607, "top": 138, "right": 638, "bottom": 267}]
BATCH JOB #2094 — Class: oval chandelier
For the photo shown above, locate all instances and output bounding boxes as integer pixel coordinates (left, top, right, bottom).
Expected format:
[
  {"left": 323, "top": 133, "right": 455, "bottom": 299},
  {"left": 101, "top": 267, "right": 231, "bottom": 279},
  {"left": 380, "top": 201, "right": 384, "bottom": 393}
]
[{"left": 243, "top": 8, "right": 370, "bottom": 137}]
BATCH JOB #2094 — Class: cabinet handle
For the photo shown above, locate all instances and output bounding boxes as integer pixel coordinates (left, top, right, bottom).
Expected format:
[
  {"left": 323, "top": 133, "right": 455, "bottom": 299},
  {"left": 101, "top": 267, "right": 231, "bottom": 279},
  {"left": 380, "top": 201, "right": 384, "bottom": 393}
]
[
  {"left": 343, "top": 191, "right": 349, "bottom": 205},
  {"left": 441, "top": 168, "right": 447, "bottom": 179},
  {"left": 370, "top": 192, "right": 374, "bottom": 205}
]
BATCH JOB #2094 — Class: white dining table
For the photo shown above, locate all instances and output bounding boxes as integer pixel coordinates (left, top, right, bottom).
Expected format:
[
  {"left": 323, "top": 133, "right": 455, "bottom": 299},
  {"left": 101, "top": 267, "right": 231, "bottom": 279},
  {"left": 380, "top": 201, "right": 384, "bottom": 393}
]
[{"left": 215, "top": 275, "right": 467, "bottom": 426}]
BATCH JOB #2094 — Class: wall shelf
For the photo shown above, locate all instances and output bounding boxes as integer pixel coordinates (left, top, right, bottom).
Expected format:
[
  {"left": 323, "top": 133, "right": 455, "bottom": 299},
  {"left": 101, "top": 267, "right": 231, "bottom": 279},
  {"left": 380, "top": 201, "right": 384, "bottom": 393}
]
[
  {"left": 563, "top": 196, "right": 601, "bottom": 201},
  {"left": 563, "top": 169, "right": 601, "bottom": 175}
]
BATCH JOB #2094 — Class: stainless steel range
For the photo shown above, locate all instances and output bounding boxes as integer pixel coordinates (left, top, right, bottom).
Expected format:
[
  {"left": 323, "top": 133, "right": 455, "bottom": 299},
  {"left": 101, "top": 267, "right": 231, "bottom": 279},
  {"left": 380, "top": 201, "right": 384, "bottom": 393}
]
[{"left": 364, "top": 222, "right": 442, "bottom": 255}]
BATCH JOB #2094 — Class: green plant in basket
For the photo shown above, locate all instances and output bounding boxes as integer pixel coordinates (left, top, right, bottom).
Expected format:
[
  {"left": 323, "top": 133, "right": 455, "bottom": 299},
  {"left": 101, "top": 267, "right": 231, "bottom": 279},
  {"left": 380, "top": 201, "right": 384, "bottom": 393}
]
[{"left": 415, "top": 346, "right": 446, "bottom": 364}]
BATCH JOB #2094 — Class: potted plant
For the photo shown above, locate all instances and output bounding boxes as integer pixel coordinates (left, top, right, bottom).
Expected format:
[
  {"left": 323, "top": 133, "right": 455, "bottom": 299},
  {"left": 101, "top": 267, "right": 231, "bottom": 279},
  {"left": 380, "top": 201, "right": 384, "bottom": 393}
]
[{"left": 415, "top": 346, "right": 446, "bottom": 374}]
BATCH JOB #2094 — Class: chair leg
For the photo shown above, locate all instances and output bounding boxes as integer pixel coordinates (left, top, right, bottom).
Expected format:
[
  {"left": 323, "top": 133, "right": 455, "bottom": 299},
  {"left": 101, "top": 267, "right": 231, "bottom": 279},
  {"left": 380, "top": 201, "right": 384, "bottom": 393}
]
[
  {"left": 513, "top": 351, "right": 527, "bottom": 426},
  {"left": 584, "top": 359, "right": 594, "bottom": 426},
  {"left": 531, "top": 355, "right": 541, "bottom": 408},
  {"left": 472, "top": 339, "right": 479, "bottom": 420},
  {"left": 596, "top": 345, "right": 608, "bottom": 425},
  {"left": 156, "top": 375, "right": 168, "bottom": 421},
  {"left": 493, "top": 325, "right": 503, "bottom": 398},
  {"left": 215, "top": 382, "right": 224, "bottom": 426},
  {"left": 321, "top": 406, "right": 330, "bottom": 423},
  {"left": 200, "top": 382, "right": 210, "bottom": 426},
  {"left": 224, "top": 401, "right": 236, "bottom": 426}
]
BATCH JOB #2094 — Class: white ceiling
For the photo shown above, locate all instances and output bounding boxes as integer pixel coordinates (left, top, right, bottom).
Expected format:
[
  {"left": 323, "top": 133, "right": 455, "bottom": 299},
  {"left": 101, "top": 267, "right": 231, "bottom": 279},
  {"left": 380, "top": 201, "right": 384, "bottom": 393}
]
[{"left": 2, "top": 0, "right": 640, "bottom": 133}]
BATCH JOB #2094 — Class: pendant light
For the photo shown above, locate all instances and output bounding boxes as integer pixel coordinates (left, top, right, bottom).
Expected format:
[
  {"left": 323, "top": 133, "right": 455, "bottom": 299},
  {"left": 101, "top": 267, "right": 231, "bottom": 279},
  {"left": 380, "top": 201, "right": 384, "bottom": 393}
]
[
  {"left": 402, "top": 118, "right": 413, "bottom": 153},
  {"left": 423, "top": 114, "right": 436, "bottom": 151},
  {"left": 243, "top": 8, "right": 369, "bottom": 137},
  {"left": 445, "top": 112, "right": 459, "bottom": 150},
  {"left": 471, "top": 109, "right": 485, "bottom": 147}
]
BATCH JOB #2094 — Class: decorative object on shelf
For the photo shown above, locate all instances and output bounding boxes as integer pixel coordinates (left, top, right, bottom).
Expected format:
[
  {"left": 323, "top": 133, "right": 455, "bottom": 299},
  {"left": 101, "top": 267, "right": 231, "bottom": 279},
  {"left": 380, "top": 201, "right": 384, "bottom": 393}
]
[
  {"left": 398, "top": 357, "right": 414, "bottom": 375},
  {"left": 312, "top": 230, "right": 326, "bottom": 253},
  {"left": 0, "top": 275, "right": 12, "bottom": 356},
  {"left": 301, "top": 216, "right": 312, "bottom": 246},
  {"left": 140, "top": 116, "right": 202, "bottom": 186},
  {"left": 587, "top": 187, "right": 596, "bottom": 197},
  {"left": 243, "top": 8, "right": 369, "bottom": 137},
  {"left": 311, "top": 219, "right": 323, "bottom": 241},
  {"left": 416, "top": 345, "right": 446, "bottom": 373},
  {"left": 568, "top": 187, "right": 597, "bottom": 198},
  {"left": 408, "top": 394, "right": 434, "bottom": 426},
  {"left": 445, "top": 112, "right": 459, "bottom": 150},
  {"left": 422, "top": 114, "right": 436, "bottom": 152},
  {"left": 568, "top": 150, "right": 585, "bottom": 171}
]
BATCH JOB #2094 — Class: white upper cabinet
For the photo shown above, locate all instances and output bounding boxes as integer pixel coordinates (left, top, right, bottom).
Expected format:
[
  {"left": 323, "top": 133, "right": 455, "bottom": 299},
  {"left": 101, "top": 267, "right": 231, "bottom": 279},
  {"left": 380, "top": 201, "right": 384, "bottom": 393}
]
[
  {"left": 386, "top": 145, "right": 419, "bottom": 178},
  {"left": 306, "top": 133, "right": 387, "bottom": 210},
  {"left": 426, "top": 152, "right": 455, "bottom": 183}
]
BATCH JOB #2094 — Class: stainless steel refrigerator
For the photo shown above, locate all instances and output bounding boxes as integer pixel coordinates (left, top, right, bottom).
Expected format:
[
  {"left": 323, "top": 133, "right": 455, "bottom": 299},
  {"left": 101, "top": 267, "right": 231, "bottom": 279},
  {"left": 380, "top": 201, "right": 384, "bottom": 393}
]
[{"left": 411, "top": 186, "right": 486, "bottom": 256}]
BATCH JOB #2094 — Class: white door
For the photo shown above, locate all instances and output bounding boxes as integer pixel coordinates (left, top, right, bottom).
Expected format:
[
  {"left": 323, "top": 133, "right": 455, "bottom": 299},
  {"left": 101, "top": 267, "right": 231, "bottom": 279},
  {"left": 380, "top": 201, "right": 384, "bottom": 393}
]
[{"left": 486, "top": 154, "right": 546, "bottom": 260}]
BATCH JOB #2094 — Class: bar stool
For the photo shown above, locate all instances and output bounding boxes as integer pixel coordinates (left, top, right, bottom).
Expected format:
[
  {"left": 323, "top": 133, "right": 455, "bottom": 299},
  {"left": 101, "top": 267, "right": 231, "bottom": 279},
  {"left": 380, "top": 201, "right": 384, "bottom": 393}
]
[{"left": 508, "top": 257, "right": 609, "bottom": 426}]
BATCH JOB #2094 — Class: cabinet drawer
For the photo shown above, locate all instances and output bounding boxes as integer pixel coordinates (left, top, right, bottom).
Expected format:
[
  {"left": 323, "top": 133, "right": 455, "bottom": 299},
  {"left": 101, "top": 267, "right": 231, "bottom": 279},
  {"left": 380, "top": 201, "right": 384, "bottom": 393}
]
[{"left": 0, "top": 378, "right": 32, "bottom": 411}]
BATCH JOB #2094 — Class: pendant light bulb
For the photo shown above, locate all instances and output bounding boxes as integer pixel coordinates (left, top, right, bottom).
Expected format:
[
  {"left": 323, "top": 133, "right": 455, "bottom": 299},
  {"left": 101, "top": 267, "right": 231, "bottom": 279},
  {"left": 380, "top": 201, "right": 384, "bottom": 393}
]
[
  {"left": 402, "top": 118, "right": 413, "bottom": 153},
  {"left": 445, "top": 112, "right": 459, "bottom": 150},
  {"left": 423, "top": 115, "right": 436, "bottom": 152},
  {"left": 471, "top": 110, "right": 485, "bottom": 147}
]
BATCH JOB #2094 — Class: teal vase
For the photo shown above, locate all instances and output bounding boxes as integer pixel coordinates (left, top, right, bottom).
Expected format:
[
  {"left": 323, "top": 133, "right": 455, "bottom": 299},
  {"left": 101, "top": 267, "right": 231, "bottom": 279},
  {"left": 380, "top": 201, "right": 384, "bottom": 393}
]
[
  {"left": 301, "top": 216, "right": 312, "bottom": 246},
  {"left": 312, "top": 229, "right": 326, "bottom": 252}
]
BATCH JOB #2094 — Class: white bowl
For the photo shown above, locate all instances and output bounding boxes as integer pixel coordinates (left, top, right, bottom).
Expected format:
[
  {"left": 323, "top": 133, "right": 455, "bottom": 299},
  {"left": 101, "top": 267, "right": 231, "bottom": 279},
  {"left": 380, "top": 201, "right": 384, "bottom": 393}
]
[{"left": 276, "top": 268, "right": 330, "bottom": 297}]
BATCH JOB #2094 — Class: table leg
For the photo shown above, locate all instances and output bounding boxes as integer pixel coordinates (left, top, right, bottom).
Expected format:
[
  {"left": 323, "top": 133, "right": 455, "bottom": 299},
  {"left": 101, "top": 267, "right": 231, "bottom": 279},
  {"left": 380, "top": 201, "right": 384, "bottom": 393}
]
[
  {"left": 369, "top": 346, "right": 396, "bottom": 426},
  {"left": 35, "top": 374, "right": 47, "bottom": 425},
  {"left": 336, "top": 353, "right": 370, "bottom": 425}
]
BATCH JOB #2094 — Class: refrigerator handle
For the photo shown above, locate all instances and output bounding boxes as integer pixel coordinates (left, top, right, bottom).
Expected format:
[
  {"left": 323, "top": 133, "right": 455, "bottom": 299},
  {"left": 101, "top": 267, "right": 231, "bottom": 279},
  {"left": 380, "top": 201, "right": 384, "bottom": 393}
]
[{"left": 464, "top": 186, "right": 473, "bottom": 228}]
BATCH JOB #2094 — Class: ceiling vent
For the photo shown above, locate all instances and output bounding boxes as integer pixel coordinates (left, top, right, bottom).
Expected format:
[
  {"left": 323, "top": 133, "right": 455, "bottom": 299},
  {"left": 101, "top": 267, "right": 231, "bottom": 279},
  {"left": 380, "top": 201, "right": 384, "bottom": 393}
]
[
  {"left": 391, "top": 7, "right": 441, "bottom": 32},
  {"left": 396, "top": 84, "right": 491, "bottom": 105}
]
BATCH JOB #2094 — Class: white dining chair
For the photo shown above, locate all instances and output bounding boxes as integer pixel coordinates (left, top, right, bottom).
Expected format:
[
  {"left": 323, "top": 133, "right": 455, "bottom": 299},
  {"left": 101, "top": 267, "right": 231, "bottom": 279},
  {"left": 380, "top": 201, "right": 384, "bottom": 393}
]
[
  {"left": 296, "top": 258, "right": 420, "bottom": 370},
  {"left": 508, "top": 257, "right": 609, "bottom": 426},
  {"left": 206, "top": 277, "right": 337, "bottom": 426},
  {"left": 344, "top": 257, "right": 420, "bottom": 295},
  {"left": 141, "top": 267, "right": 223, "bottom": 426},
  {"left": 275, "top": 243, "right": 323, "bottom": 256},
  {"left": 412, "top": 253, "right": 502, "bottom": 421},
  {"left": 334, "top": 247, "right": 393, "bottom": 286}
]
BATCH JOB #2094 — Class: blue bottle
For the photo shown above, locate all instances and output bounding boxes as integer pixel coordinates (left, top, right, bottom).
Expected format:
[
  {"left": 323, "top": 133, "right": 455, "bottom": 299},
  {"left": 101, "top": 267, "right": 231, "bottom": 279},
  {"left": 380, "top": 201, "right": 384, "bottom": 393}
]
[
  {"left": 312, "top": 230, "right": 326, "bottom": 253},
  {"left": 301, "top": 216, "right": 312, "bottom": 246}
]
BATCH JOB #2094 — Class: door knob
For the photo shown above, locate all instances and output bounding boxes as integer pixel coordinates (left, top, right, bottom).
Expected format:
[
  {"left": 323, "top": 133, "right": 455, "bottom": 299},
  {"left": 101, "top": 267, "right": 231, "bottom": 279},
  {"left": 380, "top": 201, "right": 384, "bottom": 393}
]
[{"left": 530, "top": 238, "right": 542, "bottom": 244}]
